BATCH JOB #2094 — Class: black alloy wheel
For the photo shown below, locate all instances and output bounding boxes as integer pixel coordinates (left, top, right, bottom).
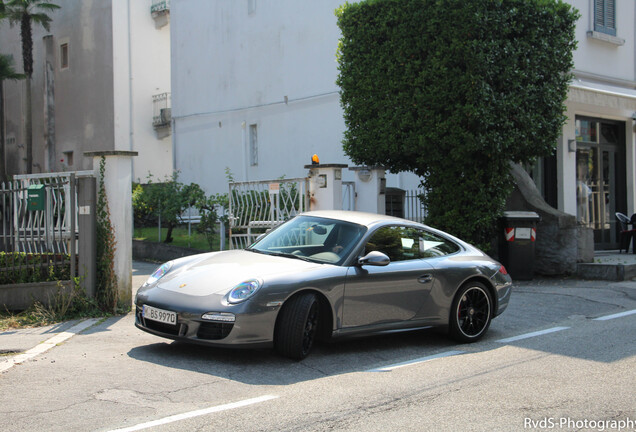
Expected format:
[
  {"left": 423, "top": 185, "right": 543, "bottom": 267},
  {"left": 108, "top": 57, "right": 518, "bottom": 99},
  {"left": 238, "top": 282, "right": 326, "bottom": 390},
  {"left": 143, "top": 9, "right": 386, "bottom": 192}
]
[
  {"left": 449, "top": 282, "right": 492, "bottom": 343},
  {"left": 275, "top": 293, "right": 320, "bottom": 360}
]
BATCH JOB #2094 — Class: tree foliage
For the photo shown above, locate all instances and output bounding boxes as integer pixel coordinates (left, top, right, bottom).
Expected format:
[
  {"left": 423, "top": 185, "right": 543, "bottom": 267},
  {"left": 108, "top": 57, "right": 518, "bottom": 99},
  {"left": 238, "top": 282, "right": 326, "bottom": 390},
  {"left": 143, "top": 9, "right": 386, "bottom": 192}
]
[
  {"left": 4, "top": 0, "right": 60, "bottom": 76},
  {"left": 133, "top": 172, "right": 228, "bottom": 249},
  {"left": 96, "top": 156, "right": 118, "bottom": 313},
  {"left": 336, "top": 0, "right": 578, "bottom": 249},
  {"left": 0, "top": 53, "right": 25, "bottom": 181},
  {"left": 3, "top": 0, "right": 60, "bottom": 173}
]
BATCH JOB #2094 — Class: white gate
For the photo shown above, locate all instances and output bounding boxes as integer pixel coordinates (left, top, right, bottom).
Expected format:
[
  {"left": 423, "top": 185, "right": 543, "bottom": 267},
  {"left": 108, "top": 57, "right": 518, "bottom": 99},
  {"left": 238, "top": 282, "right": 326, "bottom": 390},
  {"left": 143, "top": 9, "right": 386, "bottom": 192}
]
[{"left": 228, "top": 178, "right": 309, "bottom": 249}]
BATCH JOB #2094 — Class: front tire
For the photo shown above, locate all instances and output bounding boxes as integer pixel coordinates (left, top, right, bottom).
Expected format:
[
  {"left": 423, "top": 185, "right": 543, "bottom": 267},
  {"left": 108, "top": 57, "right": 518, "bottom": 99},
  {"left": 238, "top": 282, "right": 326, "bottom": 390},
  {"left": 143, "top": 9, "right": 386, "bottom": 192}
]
[
  {"left": 449, "top": 282, "right": 492, "bottom": 343},
  {"left": 275, "top": 293, "right": 320, "bottom": 360}
]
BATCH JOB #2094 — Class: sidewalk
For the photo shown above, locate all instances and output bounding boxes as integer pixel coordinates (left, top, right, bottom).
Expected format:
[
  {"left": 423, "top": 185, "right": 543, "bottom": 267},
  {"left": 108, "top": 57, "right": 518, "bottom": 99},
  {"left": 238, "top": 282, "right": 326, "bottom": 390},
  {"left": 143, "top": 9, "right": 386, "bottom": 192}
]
[
  {"left": 1, "top": 261, "right": 157, "bottom": 374},
  {"left": 577, "top": 250, "right": 636, "bottom": 281}
]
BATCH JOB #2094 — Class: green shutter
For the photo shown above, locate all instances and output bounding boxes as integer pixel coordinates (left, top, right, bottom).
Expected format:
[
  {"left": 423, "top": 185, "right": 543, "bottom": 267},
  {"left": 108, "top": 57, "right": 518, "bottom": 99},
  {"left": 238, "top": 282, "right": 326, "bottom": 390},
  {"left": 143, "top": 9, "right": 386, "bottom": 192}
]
[{"left": 594, "top": 0, "right": 616, "bottom": 36}]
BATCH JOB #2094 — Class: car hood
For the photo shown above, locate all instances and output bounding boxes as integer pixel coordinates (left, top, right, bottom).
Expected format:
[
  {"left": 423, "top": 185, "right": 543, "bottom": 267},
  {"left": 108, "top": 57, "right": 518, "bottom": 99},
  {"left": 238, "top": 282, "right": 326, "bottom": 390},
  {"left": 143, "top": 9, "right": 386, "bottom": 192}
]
[{"left": 154, "top": 249, "right": 326, "bottom": 297}]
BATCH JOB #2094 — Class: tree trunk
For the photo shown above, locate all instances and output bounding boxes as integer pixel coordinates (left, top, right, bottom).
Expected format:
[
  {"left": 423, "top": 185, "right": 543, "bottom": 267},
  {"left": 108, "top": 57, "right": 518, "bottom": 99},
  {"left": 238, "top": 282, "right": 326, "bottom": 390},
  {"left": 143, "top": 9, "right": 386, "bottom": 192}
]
[
  {"left": 21, "top": 15, "right": 34, "bottom": 174},
  {"left": 25, "top": 77, "right": 32, "bottom": 173},
  {"left": 164, "top": 224, "right": 174, "bottom": 243},
  {"left": 0, "top": 79, "right": 6, "bottom": 182}
]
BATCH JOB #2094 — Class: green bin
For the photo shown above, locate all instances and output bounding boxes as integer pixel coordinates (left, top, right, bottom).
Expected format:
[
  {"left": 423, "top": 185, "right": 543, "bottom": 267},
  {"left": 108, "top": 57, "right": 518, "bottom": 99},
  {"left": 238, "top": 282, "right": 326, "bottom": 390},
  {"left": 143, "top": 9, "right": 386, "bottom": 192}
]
[{"left": 27, "top": 184, "right": 46, "bottom": 211}]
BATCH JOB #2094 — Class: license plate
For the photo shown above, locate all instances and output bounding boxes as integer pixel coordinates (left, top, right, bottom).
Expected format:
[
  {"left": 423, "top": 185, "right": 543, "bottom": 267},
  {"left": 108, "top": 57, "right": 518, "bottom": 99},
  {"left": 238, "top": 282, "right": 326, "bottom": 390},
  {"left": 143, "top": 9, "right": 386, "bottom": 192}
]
[{"left": 143, "top": 305, "right": 177, "bottom": 325}]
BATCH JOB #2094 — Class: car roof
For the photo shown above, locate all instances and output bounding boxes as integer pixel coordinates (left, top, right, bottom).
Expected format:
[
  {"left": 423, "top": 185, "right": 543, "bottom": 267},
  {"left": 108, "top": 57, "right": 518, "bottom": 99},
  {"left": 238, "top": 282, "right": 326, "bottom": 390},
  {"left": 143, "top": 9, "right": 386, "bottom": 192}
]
[{"left": 300, "top": 210, "right": 420, "bottom": 228}]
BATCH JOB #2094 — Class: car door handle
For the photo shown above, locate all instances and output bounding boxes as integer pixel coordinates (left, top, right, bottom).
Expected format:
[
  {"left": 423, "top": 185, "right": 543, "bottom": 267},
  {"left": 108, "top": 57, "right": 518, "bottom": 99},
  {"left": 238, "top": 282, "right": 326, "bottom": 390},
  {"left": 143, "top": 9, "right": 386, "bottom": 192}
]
[{"left": 418, "top": 274, "right": 433, "bottom": 284}]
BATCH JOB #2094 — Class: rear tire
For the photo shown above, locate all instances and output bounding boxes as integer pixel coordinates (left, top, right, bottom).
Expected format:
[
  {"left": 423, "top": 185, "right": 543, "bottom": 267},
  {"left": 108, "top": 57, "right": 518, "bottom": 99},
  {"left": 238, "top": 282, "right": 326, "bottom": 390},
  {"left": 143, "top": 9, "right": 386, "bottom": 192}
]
[
  {"left": 449, "top": 282, "right": 492, "bottom": 343},
  {"left": 275, "top": 293, "right": 320, "bottom": 360}
]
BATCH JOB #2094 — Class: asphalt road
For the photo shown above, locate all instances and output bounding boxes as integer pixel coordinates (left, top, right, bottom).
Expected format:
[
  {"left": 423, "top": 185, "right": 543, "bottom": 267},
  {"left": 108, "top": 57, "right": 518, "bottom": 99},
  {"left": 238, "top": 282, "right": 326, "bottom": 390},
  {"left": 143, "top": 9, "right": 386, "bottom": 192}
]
[{"left": 1, "top": 265, "right": 635, "bottom": 432}]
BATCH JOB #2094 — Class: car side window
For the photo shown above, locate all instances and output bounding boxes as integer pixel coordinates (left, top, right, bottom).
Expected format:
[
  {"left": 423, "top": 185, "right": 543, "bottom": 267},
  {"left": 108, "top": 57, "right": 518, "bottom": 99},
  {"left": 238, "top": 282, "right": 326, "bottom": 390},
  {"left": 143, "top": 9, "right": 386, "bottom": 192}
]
[
  {"left": 419, "top": 230, "right": 460, "bottom": 258},
  {"left": 365, "top": 226, "right": 459, "bottom": 261}
]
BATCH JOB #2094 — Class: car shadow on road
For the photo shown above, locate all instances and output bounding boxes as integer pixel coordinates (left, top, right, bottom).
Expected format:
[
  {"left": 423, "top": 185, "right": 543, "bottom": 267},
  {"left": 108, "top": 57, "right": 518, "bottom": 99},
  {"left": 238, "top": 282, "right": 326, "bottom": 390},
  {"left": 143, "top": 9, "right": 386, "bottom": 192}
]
[{"left": 126, "top": 327, "right": 461, "bottom": 386}]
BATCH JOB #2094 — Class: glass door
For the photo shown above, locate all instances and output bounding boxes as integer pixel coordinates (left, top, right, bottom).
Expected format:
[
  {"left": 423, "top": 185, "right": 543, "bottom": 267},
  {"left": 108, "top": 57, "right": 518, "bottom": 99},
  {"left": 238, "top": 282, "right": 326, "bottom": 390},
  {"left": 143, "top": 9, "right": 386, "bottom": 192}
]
[{"left": 575, "top": 118, "right": 626, "bottom": 249}]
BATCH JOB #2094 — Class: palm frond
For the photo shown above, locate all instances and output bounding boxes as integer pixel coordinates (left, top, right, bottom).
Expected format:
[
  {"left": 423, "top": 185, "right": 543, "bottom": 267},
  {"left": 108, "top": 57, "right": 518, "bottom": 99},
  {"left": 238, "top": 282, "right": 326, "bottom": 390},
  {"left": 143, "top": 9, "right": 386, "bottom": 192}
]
[
  {"left": 29, "top": 12, "right": 52, "bottom": 30},
  {"left": 0, "top": 54, "right": 26, "bottom": 81},
  {"left": 33, "top": 1, "right": 61, "bottom": 12}
]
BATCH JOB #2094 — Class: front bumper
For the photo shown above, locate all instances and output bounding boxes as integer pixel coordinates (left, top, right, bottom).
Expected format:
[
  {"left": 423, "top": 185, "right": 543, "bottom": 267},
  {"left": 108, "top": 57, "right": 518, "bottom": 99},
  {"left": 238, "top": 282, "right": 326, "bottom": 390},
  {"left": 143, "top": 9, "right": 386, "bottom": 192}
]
[
  {"left": 134, "top": 286, "right": 281, "bottom": 348},
  {"left": 135, "top": 305, "right": 278, "bottom": 349}
]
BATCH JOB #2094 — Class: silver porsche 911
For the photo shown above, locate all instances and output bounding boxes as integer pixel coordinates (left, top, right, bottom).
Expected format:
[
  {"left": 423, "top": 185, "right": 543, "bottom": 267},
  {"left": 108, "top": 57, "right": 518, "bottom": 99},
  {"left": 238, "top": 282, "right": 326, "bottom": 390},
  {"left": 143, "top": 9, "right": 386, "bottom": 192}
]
[{"left": 135, "top": 210, "right": 512, "bottom": 359}]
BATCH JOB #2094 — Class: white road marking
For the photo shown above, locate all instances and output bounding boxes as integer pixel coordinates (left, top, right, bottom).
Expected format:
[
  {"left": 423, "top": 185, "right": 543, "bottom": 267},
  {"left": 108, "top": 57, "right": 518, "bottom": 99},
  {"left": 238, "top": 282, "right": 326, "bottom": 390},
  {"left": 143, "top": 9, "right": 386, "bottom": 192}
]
[
  {"left": 367, "top": 350, "right": 466, "bottom": 372},
  {"left": 593, "top": 309, "right": 636, "bottom": 321},
  {"left": 107, "top": 395, "right": 279, "bottom": 432},
  {"left": 0, "top": 318, "right": 100, "bottom": 373},
  {"left": 495, "top": 326, "right": 570, "bottom": 344}
]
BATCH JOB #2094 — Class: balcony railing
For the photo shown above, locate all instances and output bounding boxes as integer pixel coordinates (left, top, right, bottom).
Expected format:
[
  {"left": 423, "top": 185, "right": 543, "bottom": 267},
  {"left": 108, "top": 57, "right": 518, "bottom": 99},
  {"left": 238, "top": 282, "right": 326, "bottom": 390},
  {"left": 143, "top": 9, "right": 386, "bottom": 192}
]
[
  {"left": 152, "top": 92, "right": 171, "bottom": 128},
  {"left": 151, "top": 0, "right": 170, "bottom": 14}
]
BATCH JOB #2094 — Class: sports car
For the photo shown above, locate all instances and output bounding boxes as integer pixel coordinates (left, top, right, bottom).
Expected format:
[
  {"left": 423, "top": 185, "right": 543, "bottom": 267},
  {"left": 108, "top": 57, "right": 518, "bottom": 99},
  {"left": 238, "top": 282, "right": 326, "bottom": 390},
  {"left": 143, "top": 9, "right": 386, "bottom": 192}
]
[{"left": 135, "top": 210, "right": 512, "bottom": 359}]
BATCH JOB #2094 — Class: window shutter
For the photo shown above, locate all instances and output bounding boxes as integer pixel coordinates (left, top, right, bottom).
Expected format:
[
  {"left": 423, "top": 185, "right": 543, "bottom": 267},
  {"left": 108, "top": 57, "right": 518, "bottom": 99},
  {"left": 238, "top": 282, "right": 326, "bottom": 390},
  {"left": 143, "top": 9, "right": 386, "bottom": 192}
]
[{"left": 594, "top": 0, "right": 617, "bottom": 36}]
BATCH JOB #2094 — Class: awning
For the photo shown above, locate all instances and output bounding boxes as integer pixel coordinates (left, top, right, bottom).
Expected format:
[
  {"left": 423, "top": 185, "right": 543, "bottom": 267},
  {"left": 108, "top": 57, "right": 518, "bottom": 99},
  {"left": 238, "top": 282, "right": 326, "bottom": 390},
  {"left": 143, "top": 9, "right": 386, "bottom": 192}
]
[{"left": 570, "top": 79, "right": 636, "bottom": 100}]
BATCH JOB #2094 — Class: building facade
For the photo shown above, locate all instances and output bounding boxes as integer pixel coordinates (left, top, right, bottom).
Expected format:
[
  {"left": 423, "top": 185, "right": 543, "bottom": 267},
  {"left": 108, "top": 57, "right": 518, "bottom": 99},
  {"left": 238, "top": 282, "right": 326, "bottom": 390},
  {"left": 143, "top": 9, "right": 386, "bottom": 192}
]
[
  {"left": 170, "top": 0, "right": 422, "bottom": 196},
  {"left": 170, "top": 0, "right": 635, "bottom": 250},
  {"left": 0, "top": 0, "right": 172, "bottom": 181},
  {"left": 555, "top": 0, "right": 636, "bottom": 250}
]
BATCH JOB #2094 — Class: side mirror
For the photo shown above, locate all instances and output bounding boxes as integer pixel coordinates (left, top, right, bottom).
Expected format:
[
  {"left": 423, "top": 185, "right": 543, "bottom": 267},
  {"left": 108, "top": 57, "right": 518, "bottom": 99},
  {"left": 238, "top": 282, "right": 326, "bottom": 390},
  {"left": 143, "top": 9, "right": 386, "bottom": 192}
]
[{"left": 358, "top": 251, "right": 390, "bottom": 267}]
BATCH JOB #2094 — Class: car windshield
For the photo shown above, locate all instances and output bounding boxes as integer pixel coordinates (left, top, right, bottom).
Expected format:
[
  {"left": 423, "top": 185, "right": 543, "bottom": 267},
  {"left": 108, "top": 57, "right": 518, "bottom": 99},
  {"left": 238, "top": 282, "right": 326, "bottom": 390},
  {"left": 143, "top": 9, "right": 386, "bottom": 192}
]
[{"left": 248, "top": 216, "right": 367, "bottom": 265}]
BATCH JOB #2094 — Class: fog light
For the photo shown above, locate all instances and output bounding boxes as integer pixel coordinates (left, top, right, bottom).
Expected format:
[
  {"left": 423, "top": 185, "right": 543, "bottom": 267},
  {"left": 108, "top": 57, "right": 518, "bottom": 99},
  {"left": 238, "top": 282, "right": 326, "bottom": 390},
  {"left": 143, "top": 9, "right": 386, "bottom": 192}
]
[{"left": 201, "top": 312, "right": 236, "bottom": 323}]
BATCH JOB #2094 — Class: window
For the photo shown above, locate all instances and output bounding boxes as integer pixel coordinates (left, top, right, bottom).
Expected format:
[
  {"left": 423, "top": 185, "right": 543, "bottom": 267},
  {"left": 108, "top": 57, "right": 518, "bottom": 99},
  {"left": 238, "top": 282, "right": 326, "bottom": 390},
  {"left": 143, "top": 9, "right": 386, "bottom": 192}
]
[
  {"left": 60, "top": 43, "right": 69, "bottom": 69},
  {"left": 249, "top": 124, "right": 258, "bottom": 166},
  {"left": 365, "top": 226, "right": 459, "bottom": 262},
  {"left": 63, "top": 151, "right": 74, "bottom": 166},
  {"left": 594, "top": 0, "right": 616, "bottom": 36}
]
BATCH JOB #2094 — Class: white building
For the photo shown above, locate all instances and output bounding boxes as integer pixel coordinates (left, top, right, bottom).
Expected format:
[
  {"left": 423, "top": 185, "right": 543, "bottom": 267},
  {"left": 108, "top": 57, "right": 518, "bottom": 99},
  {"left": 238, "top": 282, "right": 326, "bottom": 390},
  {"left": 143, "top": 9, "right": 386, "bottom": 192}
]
[
  {"left": 556, "top": 0, "right": 636, "bottom": 250},
  {"left": 171, "top": 0, "right": 636, "bottom": 250},
  {"left": 0, "top": 0, "right": 172, "bottom": 181},
  {"left": 170, "top": 0, "right": 421, "bottom": 194}
]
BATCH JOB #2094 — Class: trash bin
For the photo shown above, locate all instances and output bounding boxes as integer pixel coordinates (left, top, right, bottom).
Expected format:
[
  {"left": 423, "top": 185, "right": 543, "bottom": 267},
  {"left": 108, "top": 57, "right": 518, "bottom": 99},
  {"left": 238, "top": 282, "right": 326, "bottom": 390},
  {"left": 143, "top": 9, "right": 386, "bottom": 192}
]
[{"left": 499, "top": 211, "right": 540, "bottom": 280}]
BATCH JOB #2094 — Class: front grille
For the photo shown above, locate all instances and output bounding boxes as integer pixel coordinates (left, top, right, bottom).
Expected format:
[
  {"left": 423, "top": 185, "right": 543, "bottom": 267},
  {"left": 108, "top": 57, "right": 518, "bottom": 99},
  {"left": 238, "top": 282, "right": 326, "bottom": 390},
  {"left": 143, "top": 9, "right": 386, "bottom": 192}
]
[
  {"left": 145, "top": 319, "right": 180, "bottom": 336},
  {"left": 197, "top": 322, "right": 233, "bottom": 340}
]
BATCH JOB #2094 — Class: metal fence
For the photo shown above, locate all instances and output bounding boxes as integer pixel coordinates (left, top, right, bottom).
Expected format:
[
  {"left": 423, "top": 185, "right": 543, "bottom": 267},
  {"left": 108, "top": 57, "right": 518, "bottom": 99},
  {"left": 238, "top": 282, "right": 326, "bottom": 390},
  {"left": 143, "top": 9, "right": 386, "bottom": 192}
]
[
  {"left": 342, "top": 181, "right": 355, "bottom": 211},
  {"left": 228, "top": 178, "right": 309, "bottom": 249},
  {"left": 404, "top": 189, "right": 427, "bottom": 223},
  {"left": 0, "top": 172, "right": 90, "bottom": 284}
]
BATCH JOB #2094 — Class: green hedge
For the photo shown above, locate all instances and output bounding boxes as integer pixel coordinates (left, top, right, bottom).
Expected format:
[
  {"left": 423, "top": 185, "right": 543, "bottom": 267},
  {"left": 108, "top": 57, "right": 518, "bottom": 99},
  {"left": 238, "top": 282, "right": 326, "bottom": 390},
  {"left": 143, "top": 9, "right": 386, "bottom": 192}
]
[
  {"left": 336, "top": 0, "right": 578, "bottom": 249},
  {"left": 0, "top": 252, "right": 71, "bottom": 285}
]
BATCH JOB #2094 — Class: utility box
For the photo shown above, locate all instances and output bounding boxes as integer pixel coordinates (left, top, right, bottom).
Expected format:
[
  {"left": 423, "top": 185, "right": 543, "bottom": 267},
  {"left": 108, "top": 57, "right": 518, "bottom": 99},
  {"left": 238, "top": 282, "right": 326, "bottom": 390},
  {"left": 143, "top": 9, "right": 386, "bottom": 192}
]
[
  {"left": 27, "top": 184, "right": 46, "bottom": 211},
  {"left": 499, "top": 211, "right": 540, "bottom": 280}
]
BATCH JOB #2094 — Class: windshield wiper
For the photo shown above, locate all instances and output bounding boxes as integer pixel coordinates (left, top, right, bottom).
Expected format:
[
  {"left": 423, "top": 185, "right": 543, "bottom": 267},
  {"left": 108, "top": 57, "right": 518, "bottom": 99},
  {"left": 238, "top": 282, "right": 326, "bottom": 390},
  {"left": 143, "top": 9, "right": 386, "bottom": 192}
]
[{"left": 249, "top": 249, "right": 315, "bottom": 262}]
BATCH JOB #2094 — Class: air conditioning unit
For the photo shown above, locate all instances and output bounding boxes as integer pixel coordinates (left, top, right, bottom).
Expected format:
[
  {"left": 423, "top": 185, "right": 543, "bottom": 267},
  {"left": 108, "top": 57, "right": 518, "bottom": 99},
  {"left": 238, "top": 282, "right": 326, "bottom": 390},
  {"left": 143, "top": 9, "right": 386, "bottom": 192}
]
[{"left": 160, "top": 108, "right": 171, "bottom": 125}]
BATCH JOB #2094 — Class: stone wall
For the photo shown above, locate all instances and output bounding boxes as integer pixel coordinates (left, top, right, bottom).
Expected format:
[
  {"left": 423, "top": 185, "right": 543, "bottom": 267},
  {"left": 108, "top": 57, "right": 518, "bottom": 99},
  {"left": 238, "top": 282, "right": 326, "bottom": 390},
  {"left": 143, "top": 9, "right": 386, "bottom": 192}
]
[{"left": 0, "top": 281, "right": 73, "bottom": 311}]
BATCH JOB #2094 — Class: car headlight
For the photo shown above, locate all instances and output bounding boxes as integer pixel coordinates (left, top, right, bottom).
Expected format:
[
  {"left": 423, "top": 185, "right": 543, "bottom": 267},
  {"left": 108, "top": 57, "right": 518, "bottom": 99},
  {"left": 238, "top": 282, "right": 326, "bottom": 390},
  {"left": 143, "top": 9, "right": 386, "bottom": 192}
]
[
  {"left": 143, "top": 262, "right": 173, "bottom": 287},
  {"left": 228, "top": 279, "right": 262, "bottom": 304}
]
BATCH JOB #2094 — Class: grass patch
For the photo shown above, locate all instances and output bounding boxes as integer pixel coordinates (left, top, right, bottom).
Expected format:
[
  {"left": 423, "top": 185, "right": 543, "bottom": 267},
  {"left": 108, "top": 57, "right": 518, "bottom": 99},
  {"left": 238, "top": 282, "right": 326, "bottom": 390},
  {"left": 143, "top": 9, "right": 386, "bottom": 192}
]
[
  {"left": 0, "top": 282, "right": 108, "bottom": 331},
  {"left": 133, "top": 226, "right": 226, "bottom": 251}
]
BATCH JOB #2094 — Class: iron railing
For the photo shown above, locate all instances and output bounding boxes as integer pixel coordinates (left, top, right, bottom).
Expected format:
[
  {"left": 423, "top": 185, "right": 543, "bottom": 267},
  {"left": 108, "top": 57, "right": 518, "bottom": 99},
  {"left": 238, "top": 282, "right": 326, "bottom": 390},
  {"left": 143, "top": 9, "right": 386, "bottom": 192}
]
[
  {"left": 152, "top": 92, "right": 171, "bottom": 127},
  {"left": 0, "top": 172, "right": 92, "bottom": 283},
  {"left": 228, "top": 178, "right": 309, "bottom": 249}
]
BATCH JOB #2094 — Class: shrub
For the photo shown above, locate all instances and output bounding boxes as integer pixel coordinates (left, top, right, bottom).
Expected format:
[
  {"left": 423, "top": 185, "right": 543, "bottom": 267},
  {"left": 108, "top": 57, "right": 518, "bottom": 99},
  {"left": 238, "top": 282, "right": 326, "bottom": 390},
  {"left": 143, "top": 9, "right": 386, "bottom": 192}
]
[{"left": 336, "top": 0, "right": 578, "bottom": 249}]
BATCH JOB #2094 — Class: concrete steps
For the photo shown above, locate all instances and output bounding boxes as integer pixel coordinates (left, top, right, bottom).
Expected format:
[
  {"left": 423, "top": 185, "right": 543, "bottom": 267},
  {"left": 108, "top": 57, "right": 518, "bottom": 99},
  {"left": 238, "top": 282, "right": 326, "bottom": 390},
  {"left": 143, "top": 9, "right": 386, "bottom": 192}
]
[{"left": 577, "top": 251, "right": 636, "bottom": 281}]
